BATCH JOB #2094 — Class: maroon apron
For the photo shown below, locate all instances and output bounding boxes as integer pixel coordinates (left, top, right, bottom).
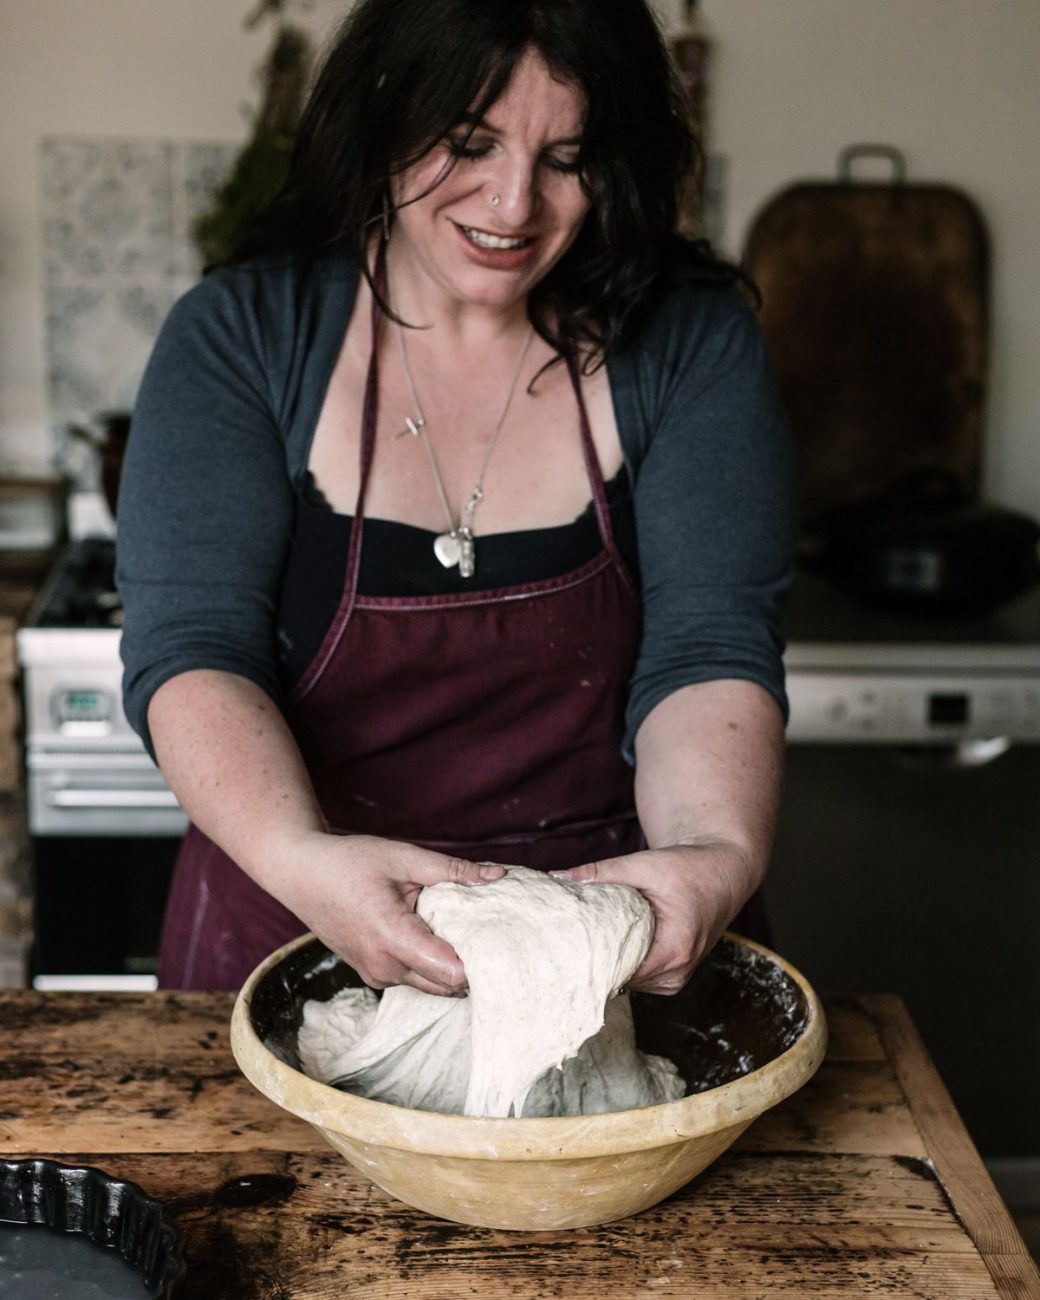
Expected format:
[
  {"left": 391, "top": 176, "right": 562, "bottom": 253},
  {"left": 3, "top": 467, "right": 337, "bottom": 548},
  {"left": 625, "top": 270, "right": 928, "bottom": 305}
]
[
  {"left": 157, "top": 289, "right": 770, "bottom": 989},
  {"left": 157, "top": 293, "right": 648, "bottom": 989}
]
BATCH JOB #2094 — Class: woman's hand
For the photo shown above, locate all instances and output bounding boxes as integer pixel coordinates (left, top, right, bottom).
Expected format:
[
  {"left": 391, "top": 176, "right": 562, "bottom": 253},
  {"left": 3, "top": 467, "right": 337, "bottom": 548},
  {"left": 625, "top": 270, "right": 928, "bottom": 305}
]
[
  {"left": 273, "top": 832, "right": 505, "bottom": 996},
  {"left": 584, "top": 678, "right": 785, "bottom": 995},
  {"left": 551, "top": 840, "right": 756, "bottom": 994},
  {"left": 148, "top": 672, "right": 506, "bottom": 996}
]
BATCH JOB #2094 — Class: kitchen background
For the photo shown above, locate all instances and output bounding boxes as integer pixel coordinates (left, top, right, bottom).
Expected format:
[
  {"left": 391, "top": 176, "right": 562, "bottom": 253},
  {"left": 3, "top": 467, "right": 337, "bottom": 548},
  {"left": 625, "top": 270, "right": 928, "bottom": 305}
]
[
  {"left": 0, "top": 0, "right": 1038, "bottom": 511},
  {"left": 1, "top": 0, "right": 1039, "bottom": 1253}
]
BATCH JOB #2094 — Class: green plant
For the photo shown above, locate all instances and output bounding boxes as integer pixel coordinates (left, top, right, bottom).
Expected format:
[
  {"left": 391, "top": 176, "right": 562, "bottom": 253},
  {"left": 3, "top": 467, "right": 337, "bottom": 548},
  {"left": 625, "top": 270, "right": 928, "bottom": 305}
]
[{"left": 191, "top": 0, "right": 313, "bottom": 267}]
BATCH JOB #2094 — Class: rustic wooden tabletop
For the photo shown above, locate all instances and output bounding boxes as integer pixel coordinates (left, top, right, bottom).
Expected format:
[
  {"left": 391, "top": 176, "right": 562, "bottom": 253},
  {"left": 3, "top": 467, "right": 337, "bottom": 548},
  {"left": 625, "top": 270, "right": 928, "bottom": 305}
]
[{"left": 0, "top": 990, "right": 1036, "bottom": 1298}]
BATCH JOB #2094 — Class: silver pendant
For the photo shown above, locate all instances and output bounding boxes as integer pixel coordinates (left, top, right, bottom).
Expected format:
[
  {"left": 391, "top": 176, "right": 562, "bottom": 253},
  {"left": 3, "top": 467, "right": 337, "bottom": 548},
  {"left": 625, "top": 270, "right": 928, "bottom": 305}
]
[
  {"left": 433, "top": 527, "right": 475, "bottom": 577},
  {"left": 434, "top": 531, "right": 461, "bottom": 568},
  {"left": 458, "top": 527, "right": 475, "bottom": 578},
  {"left": 395, "top": 416, "right": 425, "bottom": 440}
]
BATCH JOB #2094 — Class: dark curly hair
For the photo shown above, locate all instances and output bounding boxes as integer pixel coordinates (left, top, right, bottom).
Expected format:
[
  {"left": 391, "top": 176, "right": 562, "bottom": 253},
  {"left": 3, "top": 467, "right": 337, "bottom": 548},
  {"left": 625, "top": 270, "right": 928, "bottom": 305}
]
[{"left": 232, "top": 0, "right": 738, "bottom": 366}]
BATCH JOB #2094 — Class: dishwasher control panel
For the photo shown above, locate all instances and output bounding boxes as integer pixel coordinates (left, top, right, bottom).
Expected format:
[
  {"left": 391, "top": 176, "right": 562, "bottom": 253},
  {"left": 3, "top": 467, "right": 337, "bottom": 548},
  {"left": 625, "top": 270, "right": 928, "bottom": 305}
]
[{"left": 785, "top": 672, "right": 1040, "bottom": 743}]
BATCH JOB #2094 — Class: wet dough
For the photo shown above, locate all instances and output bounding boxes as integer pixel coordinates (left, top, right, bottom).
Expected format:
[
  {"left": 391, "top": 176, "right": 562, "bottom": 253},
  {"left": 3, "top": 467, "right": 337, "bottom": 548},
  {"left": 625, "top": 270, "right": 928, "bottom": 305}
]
[{"left": 299, "top": 866, "right": 684, "bottom": 1117}]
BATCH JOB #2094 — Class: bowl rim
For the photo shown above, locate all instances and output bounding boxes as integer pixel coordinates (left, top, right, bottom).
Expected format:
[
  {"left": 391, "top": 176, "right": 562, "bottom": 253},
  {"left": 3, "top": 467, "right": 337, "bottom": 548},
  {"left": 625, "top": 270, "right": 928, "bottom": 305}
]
[{"left": 230, "top": 931, "right": 827, "bottom": 1162}]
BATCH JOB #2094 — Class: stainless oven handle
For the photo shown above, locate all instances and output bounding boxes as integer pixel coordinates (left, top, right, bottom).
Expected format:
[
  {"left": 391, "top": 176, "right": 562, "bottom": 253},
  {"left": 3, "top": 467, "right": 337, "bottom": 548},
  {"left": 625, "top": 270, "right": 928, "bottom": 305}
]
[{"left": 45, "top": 788, "right": 182, "bottom": 809}]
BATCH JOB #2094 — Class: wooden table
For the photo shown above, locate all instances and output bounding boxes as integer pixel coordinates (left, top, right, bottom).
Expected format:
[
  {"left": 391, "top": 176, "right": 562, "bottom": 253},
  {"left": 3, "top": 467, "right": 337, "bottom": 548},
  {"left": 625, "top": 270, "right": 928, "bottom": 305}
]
[{"left": 0, "top": 991, "right": 1036, "bottom": 1299}]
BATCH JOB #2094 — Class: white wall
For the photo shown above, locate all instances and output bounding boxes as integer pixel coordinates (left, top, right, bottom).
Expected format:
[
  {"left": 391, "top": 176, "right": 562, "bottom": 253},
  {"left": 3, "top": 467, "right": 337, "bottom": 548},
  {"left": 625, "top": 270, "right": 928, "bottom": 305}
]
[
  {"left": 2, "top": 0, "right": 1039, "bottom": 514},
  {"left": 658, "top": 0, "right": 1040, "bottom": 516}
]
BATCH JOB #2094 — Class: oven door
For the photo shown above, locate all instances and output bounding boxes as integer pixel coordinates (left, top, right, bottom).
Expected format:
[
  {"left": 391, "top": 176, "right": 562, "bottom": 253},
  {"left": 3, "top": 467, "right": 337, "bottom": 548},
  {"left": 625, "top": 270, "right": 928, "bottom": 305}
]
[
  {"left": 25, "top": 757, "right": 188, "bottom": 990},
  {"left": 30, "top": 833, "right": 183, "bottom": 990},
  {"left": 27, "top": 759, "right": 188, "bottom": 838}
]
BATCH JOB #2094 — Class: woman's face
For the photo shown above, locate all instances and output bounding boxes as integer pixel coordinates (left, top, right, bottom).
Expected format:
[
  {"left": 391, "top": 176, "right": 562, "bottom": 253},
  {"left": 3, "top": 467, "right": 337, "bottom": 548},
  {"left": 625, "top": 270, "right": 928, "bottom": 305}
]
[{"left": 389, "top": 49, "right": 591, "bottom": 315}]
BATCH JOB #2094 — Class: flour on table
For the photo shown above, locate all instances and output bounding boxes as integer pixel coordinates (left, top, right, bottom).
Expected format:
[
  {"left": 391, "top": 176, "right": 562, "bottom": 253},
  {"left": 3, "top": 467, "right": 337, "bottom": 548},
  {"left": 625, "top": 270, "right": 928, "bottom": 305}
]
[{"left": 297, "top": 865, "right": 685, "bottom": 1118}]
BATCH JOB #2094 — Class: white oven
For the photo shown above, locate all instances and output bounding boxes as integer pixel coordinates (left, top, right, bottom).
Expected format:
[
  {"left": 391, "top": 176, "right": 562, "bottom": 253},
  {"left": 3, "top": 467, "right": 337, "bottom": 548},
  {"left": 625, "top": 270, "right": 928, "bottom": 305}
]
[
  {"left": 17, "top": 541, "right": 186, "bottom": 991},
  {"left": 19, "top": 632, "right": 186, "bottom": 839}
]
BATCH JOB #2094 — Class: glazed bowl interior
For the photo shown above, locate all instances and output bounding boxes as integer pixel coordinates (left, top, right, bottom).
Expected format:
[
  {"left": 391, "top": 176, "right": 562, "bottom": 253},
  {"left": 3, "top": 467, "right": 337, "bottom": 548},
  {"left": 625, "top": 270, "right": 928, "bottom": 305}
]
[
  {"left": 250, "top": 933, "right": 811, "bottom": 1096},
  {"left": 232, "top": 932, "right": 826, "bottom": 1231}
]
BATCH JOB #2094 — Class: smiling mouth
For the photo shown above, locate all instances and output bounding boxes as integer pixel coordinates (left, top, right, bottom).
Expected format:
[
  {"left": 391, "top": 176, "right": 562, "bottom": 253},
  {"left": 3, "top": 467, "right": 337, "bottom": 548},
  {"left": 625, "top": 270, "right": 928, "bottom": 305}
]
[{"left": 459, "top": 225, "right": 535, "bottom": 251}]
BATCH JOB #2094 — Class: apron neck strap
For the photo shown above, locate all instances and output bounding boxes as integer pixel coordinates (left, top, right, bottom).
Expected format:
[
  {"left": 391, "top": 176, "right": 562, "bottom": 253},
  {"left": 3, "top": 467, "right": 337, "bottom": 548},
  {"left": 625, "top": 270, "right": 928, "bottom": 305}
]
[
  {"left": 564, "top": 354, "right": 629, "bottom": 572},
  {"left": 356, "top": 240, "right": 387, "bottom": 520},
  {"left": 342, "top": 242, "right": 387, "bottom": 604}
]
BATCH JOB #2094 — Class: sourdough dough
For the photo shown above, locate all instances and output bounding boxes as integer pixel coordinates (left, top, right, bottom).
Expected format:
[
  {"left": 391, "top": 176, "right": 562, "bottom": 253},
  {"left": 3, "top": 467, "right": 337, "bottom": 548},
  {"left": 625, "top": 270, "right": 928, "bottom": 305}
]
[{"left": 298, "top": 866, "right": 684, "bottom": 1117}]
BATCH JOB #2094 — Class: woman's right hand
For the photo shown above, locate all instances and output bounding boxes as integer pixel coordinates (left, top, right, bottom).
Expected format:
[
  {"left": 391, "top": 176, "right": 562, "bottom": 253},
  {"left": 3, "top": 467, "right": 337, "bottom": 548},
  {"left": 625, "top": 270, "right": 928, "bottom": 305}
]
[
  {"left": 147, "top": 675, "right": 501, "bottom": 995},
  {"left": 271, "top": 833, "right": 505, "bottom": 996}
]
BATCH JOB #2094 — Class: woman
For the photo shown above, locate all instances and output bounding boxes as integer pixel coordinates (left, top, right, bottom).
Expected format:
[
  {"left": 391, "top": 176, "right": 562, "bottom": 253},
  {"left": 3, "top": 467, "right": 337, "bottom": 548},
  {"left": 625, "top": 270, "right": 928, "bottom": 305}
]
[{"left": 116, "top": 0, "right": 796, "bottom": 995}]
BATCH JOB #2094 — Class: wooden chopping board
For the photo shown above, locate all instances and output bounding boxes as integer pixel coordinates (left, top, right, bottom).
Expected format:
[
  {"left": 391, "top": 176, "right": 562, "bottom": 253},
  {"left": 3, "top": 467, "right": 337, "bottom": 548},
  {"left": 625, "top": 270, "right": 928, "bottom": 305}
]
[{"left": 744, "top": 145, "right": 989, "bottom": 524}]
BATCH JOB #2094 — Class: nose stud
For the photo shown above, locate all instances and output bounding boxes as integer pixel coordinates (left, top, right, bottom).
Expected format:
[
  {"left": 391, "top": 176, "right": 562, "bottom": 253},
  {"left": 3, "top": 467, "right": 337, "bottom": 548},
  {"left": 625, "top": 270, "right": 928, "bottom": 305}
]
[{"left": 489, "top": 193, "right": 501, "bottom": 207}]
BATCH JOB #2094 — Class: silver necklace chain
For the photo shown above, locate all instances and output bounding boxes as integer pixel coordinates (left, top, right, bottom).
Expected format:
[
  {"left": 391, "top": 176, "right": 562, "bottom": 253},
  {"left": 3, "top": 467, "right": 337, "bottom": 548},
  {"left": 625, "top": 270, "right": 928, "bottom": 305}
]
[{"left": 391, "top": 297, "right": 534, "bottom": 578}]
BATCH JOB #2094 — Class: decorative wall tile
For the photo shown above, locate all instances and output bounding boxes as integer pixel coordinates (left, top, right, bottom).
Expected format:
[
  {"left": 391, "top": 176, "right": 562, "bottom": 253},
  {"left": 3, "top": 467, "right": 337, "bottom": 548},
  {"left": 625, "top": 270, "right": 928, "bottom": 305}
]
[
  {"left": 46, "top": 283, "right": 179, "bottom": 418},
  {"left": 40, "top": 139, "right": 176, "bottom": 280},
  {"left": 44, "top": 285, "right": 108, "bottom": 416},
  {"left": 39, "top": 135, "right": 235, "bottom": 464}
]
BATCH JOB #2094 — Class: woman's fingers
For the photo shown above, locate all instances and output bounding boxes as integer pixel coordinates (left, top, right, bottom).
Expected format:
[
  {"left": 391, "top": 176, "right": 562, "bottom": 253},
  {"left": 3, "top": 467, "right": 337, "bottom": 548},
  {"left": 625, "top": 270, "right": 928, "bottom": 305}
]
[
  {"left": 346, "top": 873, "right": 470, "bottom": 995},
  {"left": 396, "top": 970, "right": 469, "bottom": 997},
  {"left": 349, "top": 940, "right": 466, "bottom": 995},
  {"left": 551, "top": 856, "right": 686, "bottom": 990},
  {"left": 550, "top": 861, "right": 602, "bottom": 884},
  {"left": 394, "top": 910, "right": 469, "bottom": 992},
  {"left": 356, "top": 852, "right": 503, "bottom": 992},
  {"left": 551, "top": 850, "right": 725, "bottom": 995},
  {"left": 298, "top": 839, "right": 507, "bottom": 995},
  {"left": 395, "top": 853, "right": 506, "bottom": 888}
]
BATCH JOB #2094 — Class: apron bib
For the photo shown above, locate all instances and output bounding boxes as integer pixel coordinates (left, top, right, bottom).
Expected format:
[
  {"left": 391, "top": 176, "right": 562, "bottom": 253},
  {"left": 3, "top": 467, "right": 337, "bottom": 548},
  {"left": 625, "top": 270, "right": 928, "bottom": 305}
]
[{"left": 158, "top": 294, "right": 644, "bottom": 989}]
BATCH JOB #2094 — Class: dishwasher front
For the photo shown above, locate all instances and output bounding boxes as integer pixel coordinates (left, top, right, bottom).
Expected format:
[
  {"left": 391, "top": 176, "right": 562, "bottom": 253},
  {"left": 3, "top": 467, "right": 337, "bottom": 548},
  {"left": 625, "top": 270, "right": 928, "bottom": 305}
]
[{"left": 773, "top": 616, "right": 1040, "bottom": 1182}]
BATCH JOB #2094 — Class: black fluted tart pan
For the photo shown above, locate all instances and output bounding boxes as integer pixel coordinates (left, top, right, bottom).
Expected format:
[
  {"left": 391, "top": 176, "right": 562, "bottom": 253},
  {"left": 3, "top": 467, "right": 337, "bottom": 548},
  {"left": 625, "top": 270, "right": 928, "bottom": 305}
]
[{"left": 0, "top": 1158, "right": 185, "bottom": 1296}]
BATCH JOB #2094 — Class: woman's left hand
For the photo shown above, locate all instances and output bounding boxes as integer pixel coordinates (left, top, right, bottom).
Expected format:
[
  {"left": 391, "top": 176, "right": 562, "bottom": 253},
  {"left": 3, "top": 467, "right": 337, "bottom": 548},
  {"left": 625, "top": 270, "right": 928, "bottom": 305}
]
[{"left": 551, "top": 841, "right": 756, "bottom": 995}]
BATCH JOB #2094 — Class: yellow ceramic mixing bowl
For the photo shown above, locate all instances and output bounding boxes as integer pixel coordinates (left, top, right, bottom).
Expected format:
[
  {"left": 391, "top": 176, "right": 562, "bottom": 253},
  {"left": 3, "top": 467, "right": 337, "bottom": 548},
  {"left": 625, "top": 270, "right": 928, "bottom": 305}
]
[{"left": 230, "top": 931, "right": 826, "bottom": 1231}]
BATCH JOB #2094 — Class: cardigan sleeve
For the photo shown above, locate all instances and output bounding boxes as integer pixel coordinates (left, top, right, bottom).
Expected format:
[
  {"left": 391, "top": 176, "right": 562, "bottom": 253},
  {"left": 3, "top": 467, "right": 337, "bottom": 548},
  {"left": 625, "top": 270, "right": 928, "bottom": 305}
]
[
  {"left": 616, "top": 282, "right": 798, "bottom": 761},
  {"left": 116, "top": 268, "right": 296, "bottom": 757}
]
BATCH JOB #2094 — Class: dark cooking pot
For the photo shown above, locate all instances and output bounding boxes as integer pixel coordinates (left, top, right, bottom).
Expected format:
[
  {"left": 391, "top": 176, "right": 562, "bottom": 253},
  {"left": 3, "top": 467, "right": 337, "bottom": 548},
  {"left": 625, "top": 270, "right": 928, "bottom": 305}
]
[
  {"left": 67, "top": 411, "right": 131, "bottom": 519},
  {"left": 804, "top": 469, "right": 1040, "bottom": 616}
]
